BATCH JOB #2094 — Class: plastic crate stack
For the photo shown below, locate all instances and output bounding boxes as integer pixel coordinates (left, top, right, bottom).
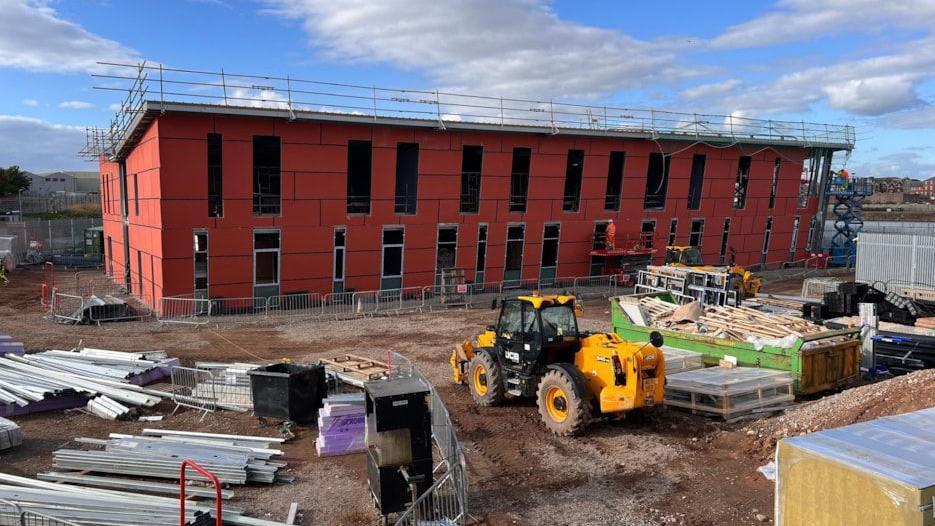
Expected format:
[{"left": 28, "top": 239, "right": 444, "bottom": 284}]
[{"left": 316, "top": 393, "right": 366, "bottom": 456}]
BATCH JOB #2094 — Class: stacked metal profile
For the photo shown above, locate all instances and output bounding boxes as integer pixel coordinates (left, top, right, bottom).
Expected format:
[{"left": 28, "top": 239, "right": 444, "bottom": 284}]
[
  {"left": 0, "top": 416, "right": 22, "bottom": 450},
  {"left": 0, "top": 352, "right": 166, "bottom": 418},
  {"left": 53, "top": 429, "right": 289, "bottom": 484},
  {"left": 0, "top": 471, "right": 289, "bottom": 526},
  {"left": 316, "top": 393, "right": 366, "bottom": 456}
]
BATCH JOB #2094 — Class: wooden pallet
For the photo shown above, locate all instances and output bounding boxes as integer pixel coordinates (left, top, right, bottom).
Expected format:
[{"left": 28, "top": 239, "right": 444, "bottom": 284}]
[{"left": 320, "top": 354, "right": 389, "bottom": 387}]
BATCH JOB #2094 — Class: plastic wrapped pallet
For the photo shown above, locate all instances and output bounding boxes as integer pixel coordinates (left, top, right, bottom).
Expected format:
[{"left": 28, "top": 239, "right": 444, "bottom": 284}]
[
  {"left": 661, "top": 347, "right": 705, "bottom": 374},
  {"left": 776, "top": 407, "right": 935, "bottom": 526},
  {"left": 0, "top": 417, "right": 22, "bottom": 450},
  {"left": 664, "top": 367, "right": 794, "bottom": 419}
]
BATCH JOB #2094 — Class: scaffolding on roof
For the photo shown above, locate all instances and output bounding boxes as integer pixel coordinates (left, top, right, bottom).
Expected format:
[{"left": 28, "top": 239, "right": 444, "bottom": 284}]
[{"left": 81, "top": 61, "right": 857, "bottom": 160}]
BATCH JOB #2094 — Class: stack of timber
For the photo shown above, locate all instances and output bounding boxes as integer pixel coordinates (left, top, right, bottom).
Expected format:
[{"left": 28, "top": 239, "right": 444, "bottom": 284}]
[
  {"left": 0, "top": 472, "right": 290, "bottom": 526},
  {"left": 316, "top": 393, "right": 366, "bottom": 456},
  {"left": 916, "top": 317, "right": 935, "bottom": 329},
  {"left": 52, "top": 429, "right": 290, "bottom": 485},
  {"left": 321, "top": 355, "right": 389, "bottom": 387},
  {"left": 0, "top": 352, "right": 165, "bottom": 418},
  {"left": 0, "top": 417, "right": 22, "bottom": 450}
]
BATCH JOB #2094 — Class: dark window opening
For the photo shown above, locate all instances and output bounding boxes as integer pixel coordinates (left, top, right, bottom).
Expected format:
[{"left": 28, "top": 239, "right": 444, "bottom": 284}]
[
  {"left": 334, "top": 228, "right": 346, "bottom": 282},
  {"left": 347, "top": 140, "right": 372, "bottom": 214},
  {"left": 762, "top": 217, "right": 773, "bottom": 254},
  {"left": 437, "top": 226, "right": 458, "bottom": 272},
  {"left": 253, "top": 136, "right": 281, "bottom": 215},
  {"left": 733, "top": 156, "right": 751, "bottom": 209},
  {"left": 789, "top": 217, "right": 800, "bottom": 262},
  {"left": 254, "top": 231, "right": 280, "bottom": 286},
  {"left": 643, "top": 152, "right": 669, "bottom": 209},
  {"left": 194, "top": 231, "right": 208, "bottom": 292},
  {"left": 769, "top": 157, "right": 780, "bottom": 209},
  {"left": 394, "top": 143, "right": 419, "bottom": 215},
  {"left": 719, "top": 218, "right": 731, "bottom": 265},
  {"left": 460, "top": 146, "right": 483, "bottom": 214},
  {"left": 562, "top": 150, "right": 584, "bottom": 212},
  {"left": 604, "top": 151, "right": 625, "bottom": 211},
  {"left": 208, "top": 133, "right": 223, "bottom": 217},
  {"left": 106, "top": 236, "right": 113, "bottom": 276},
  {"left": 590, "top": 222, "right": 609, "bottom": 275},
  {"left": 541, "top": 224, "right": 560, "bottom": 269},
  {"left": 640, "top": 220, "right": 656, "bottom": 249},
  {"left": 509, "top": 148, "right": 531, "bottom": 212},
  {"left": 137, "top": 250, "right": 143, "bottom": 299},
  {"left": 505, "top": 225, "right": 525, "bottom": 271},
  {"left": 382, "top": 228, "right": 404, "bottom": 279},
  {"left": 667, "top": 219, "right": 678, "bottom": 246},
  {"left": 475, "top": 225, "right": 488, "bottom": 274},
  {"left": 133, "top": 173, "right": 139, "bottom": 216},
  {"left": 687, "top": 154, "right": 706, "bottom": 210},
  {"left": 689, "top": 219, "right": 704, "bottom": 248}
]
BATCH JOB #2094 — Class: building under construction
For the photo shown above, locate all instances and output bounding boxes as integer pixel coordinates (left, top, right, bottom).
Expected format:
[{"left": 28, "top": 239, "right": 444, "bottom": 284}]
[{"left": 85, "top": 63, "right": 855, "bottom": 311}]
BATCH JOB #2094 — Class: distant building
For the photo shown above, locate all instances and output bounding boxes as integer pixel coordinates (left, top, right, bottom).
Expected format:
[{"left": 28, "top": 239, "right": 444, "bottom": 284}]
[
  {"left": 24, "top": 171, "right": 99, "bottom": 195},
  {"left": 908, "top": 177, "right": 935, "bottom": 198}
]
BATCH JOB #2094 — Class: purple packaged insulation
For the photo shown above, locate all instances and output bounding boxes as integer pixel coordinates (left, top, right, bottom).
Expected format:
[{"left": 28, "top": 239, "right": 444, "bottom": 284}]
[
  {"left": 0, "top": 393, "right": 89, "bottom": 417},
  {"left": 0, "top": 342, "right": 25, "bottom": 356}
]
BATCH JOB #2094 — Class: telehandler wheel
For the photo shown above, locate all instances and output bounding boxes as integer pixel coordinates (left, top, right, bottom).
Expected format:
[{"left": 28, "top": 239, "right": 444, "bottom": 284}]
[
  {"left": 536, "top": 368, "right": 591, "bottom": 436},
  {"left": 468, "top": 350, "right": 504, "bottom": 406}
]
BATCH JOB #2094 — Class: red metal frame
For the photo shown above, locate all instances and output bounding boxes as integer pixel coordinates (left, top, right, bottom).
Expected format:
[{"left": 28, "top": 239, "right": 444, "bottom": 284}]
[{"left": 179, "top": 460, "right": 222, "bottom": 526}]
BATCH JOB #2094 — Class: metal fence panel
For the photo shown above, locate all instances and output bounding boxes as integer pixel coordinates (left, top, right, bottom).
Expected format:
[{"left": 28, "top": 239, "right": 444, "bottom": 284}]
[
  {"left": 49, "top": 291, "right": 83, "bottom": 323},
  {"left": 158, "top": 297, "right": 211, "bottom": 325},
  {"left": 267, "top": 292, "right": 324, "bottom": 317},
  {"left": 0, "top": 218, "right": 103, "bottom": 263},
  {"left": 857, "top": 232, "right": 935, "bottom": 291},
  {"left": 169, "top": 366, "right": 218, "bottom": 416}
]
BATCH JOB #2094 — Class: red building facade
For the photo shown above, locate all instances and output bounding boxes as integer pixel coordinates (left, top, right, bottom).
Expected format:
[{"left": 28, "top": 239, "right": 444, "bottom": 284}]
[{"left": 98, "top": 106, "right": 831, "bottom": 311}]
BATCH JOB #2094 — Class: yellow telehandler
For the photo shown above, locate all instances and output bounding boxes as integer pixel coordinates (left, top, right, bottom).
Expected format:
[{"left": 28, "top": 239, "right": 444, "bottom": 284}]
[{"left": 451, "top": 294, "right": 665, "bottom": 436}]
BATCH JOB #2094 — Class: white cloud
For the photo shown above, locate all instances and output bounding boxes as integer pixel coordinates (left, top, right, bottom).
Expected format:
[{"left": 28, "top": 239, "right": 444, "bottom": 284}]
[
  {"left": 59, "top": 100, "right": 96, "bottom": 110},
  {"left": 712, "top": 36, "right": 935, "bottom": 116},
  {"left": 264, "top": 0, "right": 692, "bottom": 99},
  {"left": 881, "top": 105, "right": 935, "bottom": 129},
  {"left": 226, "top": 88, "right": 291, "bottom": 109},
  {"left": 0, "top": 0, "right": 138, "bottom": 73},
  {"left": 21, "top": 98, "right": 38, "bottom": 106},
  {"left": 711, "top": 0, "right": 935, "bottom": 49},
  {"left": 0, "top": 115, "right": 87, "bottom": 172},
  {"left": 107, "top": 103, "right": 122, "bottom": 111},
  {"left": 681, "top": 79, "right": 741, "bottom": 100}
]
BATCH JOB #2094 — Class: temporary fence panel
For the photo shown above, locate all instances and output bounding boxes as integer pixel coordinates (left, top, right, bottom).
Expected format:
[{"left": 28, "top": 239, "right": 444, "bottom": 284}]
[
  {"left": 169, "top": 366, "right": 218, "bottom": 417},
  {"left": 0, "top": 500, "right": 80, "bottom": 526},
  {"left": 210, "top": 296, "right": 267, "bottom": 317},
  {"left": 49, "top": 291, "right": 84, "bottom": 324},
  {"left": 158, "top": 297, "right": 211, "bottom": 325},
  {"left": 0, "top": 218, "right": 103, "bottom": 263},
  {"left": 267, "top": 292, "right": 324, "bottom": 317},
  {"left": 856, "top": 232, "right": 935, "bottom": 292}
]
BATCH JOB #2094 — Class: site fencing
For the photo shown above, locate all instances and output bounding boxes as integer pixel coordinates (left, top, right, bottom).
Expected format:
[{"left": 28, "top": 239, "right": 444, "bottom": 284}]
[
  {"left": 157, "top": 275, "right": 620, "bottom": 325},
  {"left": 0, "top": 500, "right": 80, "bottom": 526},
  {"left": 385, "top": 353, "right": 469, "bottom": 526},
  {"left": 0, "top": 218, "right": 103, "bottom": 266}
]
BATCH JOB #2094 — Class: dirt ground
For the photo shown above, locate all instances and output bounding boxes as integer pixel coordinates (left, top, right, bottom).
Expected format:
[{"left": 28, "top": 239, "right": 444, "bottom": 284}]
[{"left": 0, "top": 266, "right": 910, "bottom": 526}]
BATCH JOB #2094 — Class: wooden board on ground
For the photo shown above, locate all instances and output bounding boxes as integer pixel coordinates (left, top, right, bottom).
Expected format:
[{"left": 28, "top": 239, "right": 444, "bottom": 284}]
[{"left": 321, "top": 354, "right": 388, "bottom": 387}]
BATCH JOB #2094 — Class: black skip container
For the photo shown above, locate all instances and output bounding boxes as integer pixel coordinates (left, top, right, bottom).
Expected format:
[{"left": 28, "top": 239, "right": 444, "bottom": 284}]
[{"left": 248, "top": 363, "right": 326, "bottom": 422}]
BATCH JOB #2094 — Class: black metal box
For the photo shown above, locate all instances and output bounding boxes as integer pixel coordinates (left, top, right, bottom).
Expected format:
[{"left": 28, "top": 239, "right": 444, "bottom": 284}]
[{"left": 248, "top": 363, "right": 326, "bottom": 422}]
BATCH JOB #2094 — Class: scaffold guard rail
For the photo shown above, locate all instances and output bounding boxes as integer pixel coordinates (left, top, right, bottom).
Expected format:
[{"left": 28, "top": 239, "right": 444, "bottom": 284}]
[{"left": 83, "top": 62, "right": 855, "bottom": 159}]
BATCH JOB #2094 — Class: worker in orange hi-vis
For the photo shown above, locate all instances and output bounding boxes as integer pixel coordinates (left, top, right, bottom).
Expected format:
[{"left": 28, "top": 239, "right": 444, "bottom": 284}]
[{"left": 605, "top": 219, "right": 616, "bottom": 250}]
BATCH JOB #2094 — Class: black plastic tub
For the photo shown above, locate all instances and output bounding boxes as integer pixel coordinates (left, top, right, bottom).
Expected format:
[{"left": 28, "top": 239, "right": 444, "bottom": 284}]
[{"left": 248, "top": 363, "right": 326, "bottom": 422}]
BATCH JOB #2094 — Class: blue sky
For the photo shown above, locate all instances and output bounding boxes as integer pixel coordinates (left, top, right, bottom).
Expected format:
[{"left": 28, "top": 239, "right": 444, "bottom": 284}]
[{"left": 1, "top": 0, "right": 933, "bottom": 178}]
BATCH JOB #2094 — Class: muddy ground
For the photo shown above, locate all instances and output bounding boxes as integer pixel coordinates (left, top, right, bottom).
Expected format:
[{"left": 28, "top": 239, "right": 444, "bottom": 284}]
[{"left": 0, "top": 266, "right": 866, "bottom": 525}]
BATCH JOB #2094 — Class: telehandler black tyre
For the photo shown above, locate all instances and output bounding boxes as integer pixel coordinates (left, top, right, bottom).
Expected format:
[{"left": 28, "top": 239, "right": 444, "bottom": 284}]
[
  {"left": 536, "top": 368, "right": 591, "bottom": 436},
  {"left": 468, "top": 350, "right": 505, "bottom": 406}
]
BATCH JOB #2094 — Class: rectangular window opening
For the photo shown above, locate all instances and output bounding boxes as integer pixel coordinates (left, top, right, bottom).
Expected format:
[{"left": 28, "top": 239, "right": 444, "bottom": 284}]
[
  {"left": 194, "top": 231, "right": 208, "bottom": 294},
  {"left": 509, "top": 148, "right": 531, "bottom": 212},
  {"left": 475, "top": 225, "right": 488, "bottom": 275},
  {"left": 604, "top": 151, "right": 625, "bottom": 211},
  {"left": 640, "top": 220, "right": 656, "bottom": 249},
  {"left": 436, "top": 226, "right": 458, "bottom": 274},
  {"left": 719, "top": 218, "right": 732, "bottom": 265},
  {"left": 381, "top": 227, "right": 404, "bottom": 289},
  {"left": 562, "top": 150, "right": 584, "bottom": 212},
  {"left": 789, "top": 216, "right": 800, "bottom": 262},
  {"left": 762, "top": 217, "right": 773, "bottom": 255},
  {"left": 394, "top": 143, "right": 419, "bottom": 215},
  {"left": 733, "top": 156, "right": 751, "bottom": 209},
  {"left": 541, "top": 224, "right": 560, "bottom": 269},
  {"left": 769, "top": 157, "right": 780, "bottom": 209},
  {"left": 504, "top": 225, "right": 525, "bottom": 281},
  {"left": 347, "top": 140, "right": 372, "bottom": 214},
  {"left": 643, "top": 152, "right": 669, "bottom": 209},
  {"left": 689, "top": 219, "right": 704, "bottom": 248},
  {"left": 460, "top": 146, "right": 483, "bottom": 214},
  {"left": 137, "top": 250, "right": 143, "bottom": 299},
  {"left": 667, "top": 219, "right": 678, "bottom": 246},
  {"left": 333, "top": 227, "right": 346, "bottom": 285},
  {"left": 133, "top": 173, "right": 139, "bottom": 216},
  {"left": 254, "top": 231, "right": 280, "bottom": 286},
  {"left": 208, "top": 133, "right": 223, "bottom": 217},
  {"left": 253, "top": 136, "right": 281, "bottom": 215},
  {"left": 687, "top": 154, "right": 706, "bottom": 210}
]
